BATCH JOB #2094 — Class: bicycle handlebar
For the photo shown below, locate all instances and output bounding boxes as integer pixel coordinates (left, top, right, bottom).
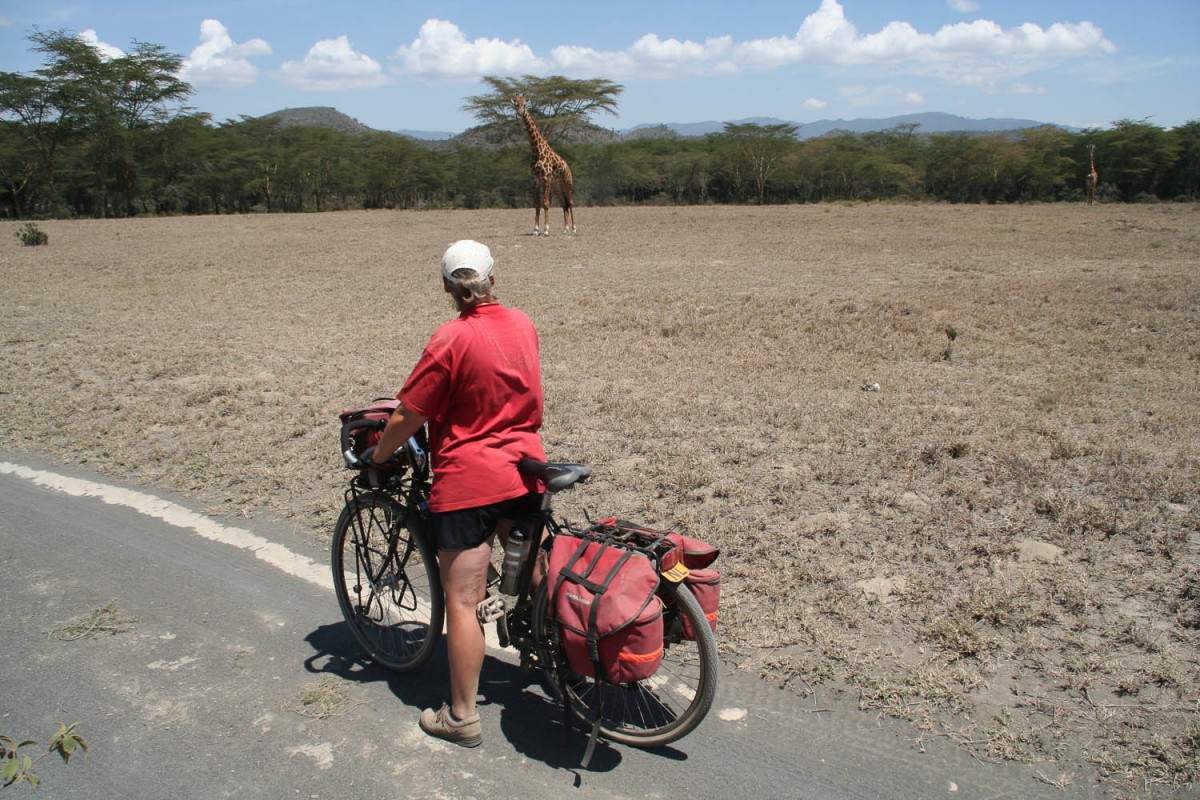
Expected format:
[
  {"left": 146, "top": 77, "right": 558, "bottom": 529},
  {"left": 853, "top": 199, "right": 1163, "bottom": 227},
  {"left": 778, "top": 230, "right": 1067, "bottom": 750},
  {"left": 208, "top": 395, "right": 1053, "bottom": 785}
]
[{"left": 340, "top": 417, "right": 386, "bottom": 464}]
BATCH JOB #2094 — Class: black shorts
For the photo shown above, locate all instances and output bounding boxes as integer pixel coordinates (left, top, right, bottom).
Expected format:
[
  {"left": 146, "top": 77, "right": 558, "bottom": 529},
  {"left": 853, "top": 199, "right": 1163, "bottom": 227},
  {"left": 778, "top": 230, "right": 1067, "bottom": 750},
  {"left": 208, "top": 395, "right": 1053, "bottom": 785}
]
[{"left": 429, "top": 492, "right": 543, "bottom": 551}]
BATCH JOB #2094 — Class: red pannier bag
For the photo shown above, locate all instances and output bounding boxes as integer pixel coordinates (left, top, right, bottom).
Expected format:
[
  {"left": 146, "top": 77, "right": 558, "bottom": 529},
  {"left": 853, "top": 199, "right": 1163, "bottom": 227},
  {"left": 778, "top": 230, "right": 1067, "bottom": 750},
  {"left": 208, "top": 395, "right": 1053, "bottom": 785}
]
[
  {"left": 594, "top": 519, "right": 721, "bottom": 642},
  {"left": 666, "top": 531, "right": 720, "bottom": 569},
  {"left": 338, "top": 398, "right": 400, "bottom": 469},
  {"left": 547, "top": 534, "right": 664, "bottom": 684},
  {"left": 678, "top": 566, "right": 720, "bottom": 639},
  {"left": 664, "top": 532, "right": 720, "bottom": 640}
]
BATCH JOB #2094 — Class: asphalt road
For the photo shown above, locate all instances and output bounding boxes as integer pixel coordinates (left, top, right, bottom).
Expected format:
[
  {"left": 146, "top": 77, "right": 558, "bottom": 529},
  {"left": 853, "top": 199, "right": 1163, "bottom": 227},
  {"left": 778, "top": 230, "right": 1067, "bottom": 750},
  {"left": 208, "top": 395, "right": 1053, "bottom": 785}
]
[{"left": 0, "top": 453, "right": 1105, "bottom": 799}]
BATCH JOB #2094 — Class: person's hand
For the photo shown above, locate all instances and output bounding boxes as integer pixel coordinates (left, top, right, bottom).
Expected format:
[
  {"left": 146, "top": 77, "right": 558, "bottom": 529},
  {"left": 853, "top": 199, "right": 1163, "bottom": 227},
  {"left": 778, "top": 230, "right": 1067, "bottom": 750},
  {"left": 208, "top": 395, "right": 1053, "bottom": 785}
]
[
  {"left": 357, "top": 445, "right": 379, "bottom": 468},
  {"left": 355, "top": 445, "right": 400, "bottom": 469}
]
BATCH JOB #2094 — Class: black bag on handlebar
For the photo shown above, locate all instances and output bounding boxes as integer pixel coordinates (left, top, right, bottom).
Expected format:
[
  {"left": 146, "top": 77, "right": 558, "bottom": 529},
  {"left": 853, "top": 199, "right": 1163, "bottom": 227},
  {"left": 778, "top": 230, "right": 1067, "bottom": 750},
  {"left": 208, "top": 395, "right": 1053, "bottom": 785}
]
[{"left": 338, "top": 398, "right": 400, "bottom": 470}]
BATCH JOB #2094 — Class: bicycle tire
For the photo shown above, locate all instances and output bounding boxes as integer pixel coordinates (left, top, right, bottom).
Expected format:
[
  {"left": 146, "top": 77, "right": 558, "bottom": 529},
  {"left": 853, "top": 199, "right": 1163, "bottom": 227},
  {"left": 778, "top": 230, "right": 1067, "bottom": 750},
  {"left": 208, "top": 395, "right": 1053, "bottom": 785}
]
[
  {"left": 331, "top": 492, "right": 443, "bottom": 672},
  {"left": 533, "top": 577, "right": 719, "bottom": 748}
]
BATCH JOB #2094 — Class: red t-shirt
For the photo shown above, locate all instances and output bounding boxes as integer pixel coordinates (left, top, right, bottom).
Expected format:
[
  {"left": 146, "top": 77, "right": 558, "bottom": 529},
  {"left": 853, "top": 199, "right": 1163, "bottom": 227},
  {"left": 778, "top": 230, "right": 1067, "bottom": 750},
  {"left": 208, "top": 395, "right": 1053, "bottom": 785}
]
[{"left": 399, "top": 303, "right": 546, "bottom": 512}]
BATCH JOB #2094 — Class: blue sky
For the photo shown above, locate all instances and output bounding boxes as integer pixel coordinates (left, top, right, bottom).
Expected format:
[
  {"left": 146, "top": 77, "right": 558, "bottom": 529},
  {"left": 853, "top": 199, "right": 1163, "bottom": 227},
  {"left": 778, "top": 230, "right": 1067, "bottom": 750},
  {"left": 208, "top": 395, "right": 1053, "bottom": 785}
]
[{"left": 1, "top": 1, "right": 1196, "bottom": 134}]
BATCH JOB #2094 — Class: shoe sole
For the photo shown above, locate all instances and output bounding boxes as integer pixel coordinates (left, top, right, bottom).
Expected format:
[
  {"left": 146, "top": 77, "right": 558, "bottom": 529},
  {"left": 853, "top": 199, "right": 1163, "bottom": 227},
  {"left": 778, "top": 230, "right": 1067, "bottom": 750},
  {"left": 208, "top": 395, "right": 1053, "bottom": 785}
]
[
  {"left": 419, "top": 720, "right": 483, "bottom": 748},
  {"left": 424, "top": 730, "right": 482, "bottom": 748}
]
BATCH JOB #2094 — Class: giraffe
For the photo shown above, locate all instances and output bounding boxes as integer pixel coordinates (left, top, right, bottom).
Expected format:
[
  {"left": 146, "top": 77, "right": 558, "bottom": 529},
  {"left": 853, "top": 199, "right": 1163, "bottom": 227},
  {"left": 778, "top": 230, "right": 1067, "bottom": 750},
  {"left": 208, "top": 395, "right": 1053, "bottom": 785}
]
[
  {"left": 512, "top": 93, "right": 575, "bottom": 236},
  {"left": 1085, "top": 144, "right": 1099, "bottom": 206}
]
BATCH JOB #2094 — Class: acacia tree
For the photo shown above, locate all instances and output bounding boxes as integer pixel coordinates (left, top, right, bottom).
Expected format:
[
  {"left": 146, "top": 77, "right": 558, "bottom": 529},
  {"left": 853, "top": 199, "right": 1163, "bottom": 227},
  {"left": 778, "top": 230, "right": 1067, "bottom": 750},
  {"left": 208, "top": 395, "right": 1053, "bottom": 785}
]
[
  {"left": 0, "top": 29, "right": 192, "bottom": 216},
  {"left": 0, "top": 60, "right": 84, "bottom": 214},
  {"left": 717, "top": 122, "right": 799, "bottom": 204},
  {"left": 463, "top": 74, "right": 623, "bottom": 143},
  {"left": 1019, "top": 126, "right": 1076, "bottom": 200},
  {"left": 1092, "top": 119, "right": 1179, "bottom": 200},
  {"left": 1165, "top": 121, "right": 1200, "bottom": 199},
  {"left": 0, "top": 107, "right": 42, "bottom": 216}
]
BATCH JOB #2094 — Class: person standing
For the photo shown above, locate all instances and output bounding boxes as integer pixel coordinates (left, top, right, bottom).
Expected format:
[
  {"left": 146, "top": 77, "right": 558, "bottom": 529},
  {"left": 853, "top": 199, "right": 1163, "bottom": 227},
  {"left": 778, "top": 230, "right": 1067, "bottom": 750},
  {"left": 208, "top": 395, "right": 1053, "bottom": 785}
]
[{"left": 367, "top": 239, "right": 545, "bottom": 747}]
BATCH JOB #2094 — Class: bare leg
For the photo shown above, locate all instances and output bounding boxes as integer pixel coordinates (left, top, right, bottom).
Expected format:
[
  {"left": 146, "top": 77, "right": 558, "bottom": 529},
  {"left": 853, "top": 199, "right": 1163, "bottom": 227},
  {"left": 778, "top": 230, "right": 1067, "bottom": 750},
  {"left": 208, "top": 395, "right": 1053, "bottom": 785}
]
[{"left": 438, "top": 539, "right": 492, "bottom": 720}]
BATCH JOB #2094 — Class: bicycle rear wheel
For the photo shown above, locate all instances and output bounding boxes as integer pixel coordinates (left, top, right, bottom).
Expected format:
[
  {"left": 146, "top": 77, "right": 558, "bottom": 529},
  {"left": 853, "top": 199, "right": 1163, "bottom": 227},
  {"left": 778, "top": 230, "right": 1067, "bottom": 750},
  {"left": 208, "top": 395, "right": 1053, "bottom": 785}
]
[
  {"left": 332, "top": 492, "right": 443, "bottom": 672},
  {"left": 533, "top": 578, "right": 719, "bottom": 748}
]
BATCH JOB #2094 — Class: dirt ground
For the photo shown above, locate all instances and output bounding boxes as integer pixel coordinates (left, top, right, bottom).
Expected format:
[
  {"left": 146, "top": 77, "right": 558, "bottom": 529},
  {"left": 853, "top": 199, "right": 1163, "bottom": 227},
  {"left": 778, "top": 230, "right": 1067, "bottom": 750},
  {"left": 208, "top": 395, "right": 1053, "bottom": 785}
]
[{"left": 2, "top": 204, "right": 1198, "bottom": 797}]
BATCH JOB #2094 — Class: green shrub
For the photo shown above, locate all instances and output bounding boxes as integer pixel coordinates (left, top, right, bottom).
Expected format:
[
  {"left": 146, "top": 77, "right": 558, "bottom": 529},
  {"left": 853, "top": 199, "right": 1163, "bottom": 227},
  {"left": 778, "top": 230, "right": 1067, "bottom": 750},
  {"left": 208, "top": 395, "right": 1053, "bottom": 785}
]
[{"left": 14, "top": 223, "right": 48, "bottom": 246}]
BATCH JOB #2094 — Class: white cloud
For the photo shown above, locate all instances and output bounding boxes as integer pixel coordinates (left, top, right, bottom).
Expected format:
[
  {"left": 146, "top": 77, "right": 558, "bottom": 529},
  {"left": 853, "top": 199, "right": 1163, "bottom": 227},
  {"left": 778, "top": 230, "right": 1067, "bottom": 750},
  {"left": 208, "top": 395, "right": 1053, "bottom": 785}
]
[
  {"left": 391, "top": 19, "right": 545, "bottom": 80},
  {"left": 280, "top": 35, "right": 386, "bottom": 90},
  {"left": 1010, "top": 82, "right": 1047, "bottom": 95},
  {"left": 802, "top": 97, "right": 827, "bottom": 110},
  {"left": 78, "top": 29, "right": 124, "bottom": 60},
  {"left": 176, "top": 3, "right": 1116, "bottom": 110},
  {"left": 180, "top": 19, "right": 271, "bottom": 89},
  {"left": 534, "top": 0, "right": 1116, "bottom": 86},
  {"left": 839, "top": 83, "right": 928, "bottom": 109}
]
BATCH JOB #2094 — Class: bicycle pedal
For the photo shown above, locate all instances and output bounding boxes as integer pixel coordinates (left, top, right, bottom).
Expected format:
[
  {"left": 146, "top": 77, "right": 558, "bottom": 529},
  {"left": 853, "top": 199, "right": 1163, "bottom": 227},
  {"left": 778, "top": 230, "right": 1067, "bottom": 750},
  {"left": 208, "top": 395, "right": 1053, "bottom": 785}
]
[{"left": 476, "top": 594, "right": 507, "bottom": 624}]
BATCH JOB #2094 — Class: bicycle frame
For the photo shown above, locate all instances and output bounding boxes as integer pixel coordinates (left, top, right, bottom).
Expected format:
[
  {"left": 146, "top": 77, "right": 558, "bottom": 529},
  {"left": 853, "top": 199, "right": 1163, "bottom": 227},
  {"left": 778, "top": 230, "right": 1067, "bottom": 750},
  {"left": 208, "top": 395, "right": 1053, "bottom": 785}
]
[{"left": 333, "top": 438, "right": 718, "bottom": 751}]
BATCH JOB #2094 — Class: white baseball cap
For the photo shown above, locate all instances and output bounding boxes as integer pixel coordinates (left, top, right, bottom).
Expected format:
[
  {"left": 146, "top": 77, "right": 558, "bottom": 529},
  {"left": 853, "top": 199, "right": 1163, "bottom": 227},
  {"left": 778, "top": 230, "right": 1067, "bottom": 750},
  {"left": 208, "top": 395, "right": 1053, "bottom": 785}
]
[{"left": 441, "top": 240, "right": 494, "bottom": 281}]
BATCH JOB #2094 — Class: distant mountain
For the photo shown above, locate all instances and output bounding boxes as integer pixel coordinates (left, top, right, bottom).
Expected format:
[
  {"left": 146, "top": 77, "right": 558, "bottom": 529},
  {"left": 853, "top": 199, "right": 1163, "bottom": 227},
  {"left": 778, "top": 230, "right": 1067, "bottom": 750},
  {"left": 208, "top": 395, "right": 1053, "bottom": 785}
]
[
  {"left": 260, "top": 107, "right": 376, "bottom": 135},
  {"left": 794, "top": 112, "right": 1078, "bottom": 138},
  {"left": 255, "top": 107, "right": 1076, "bottom": 143},
  {"left": 395, "top": 128, "right": 457, "bottom": 141},
  {"left": 626, "top": 112, "right": 1078, "bottom": 140}
]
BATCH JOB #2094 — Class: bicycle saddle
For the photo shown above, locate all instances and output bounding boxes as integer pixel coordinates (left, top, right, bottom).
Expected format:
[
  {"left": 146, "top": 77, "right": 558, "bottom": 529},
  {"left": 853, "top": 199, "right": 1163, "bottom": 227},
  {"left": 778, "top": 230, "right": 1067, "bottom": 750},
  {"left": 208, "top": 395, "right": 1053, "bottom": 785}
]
[{"left": 517, "top": 458, "right": 591, "bottom": 493}]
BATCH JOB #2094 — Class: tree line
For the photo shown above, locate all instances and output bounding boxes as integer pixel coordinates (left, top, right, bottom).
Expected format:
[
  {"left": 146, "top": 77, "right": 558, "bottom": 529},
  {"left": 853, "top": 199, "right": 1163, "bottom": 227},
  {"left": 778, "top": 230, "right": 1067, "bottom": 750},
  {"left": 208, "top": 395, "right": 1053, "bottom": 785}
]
[{"left": 2, "top": 30, "right": 1197, "bottom": 219}]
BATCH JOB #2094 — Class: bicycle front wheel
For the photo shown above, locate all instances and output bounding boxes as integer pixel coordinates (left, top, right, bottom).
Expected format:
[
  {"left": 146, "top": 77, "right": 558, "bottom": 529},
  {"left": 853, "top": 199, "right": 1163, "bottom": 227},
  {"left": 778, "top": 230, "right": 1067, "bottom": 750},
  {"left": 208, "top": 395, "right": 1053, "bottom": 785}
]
[
  {"left": 534, "top": 578, "right": 719, "bottom": 748},
  {"left": 332, "top": 492, "right": 443, "bottom": 672}
]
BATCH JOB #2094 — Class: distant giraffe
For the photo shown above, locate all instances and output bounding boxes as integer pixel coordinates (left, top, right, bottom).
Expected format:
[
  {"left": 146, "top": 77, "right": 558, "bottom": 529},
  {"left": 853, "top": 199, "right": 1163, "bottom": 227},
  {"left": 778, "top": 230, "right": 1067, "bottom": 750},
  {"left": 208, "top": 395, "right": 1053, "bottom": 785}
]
[
  {"left": 1086, "top": 144, "right": 1099, "bottom": 206},
  {"left": 512, "top": 93, "right": 575, "bottom": 236}
]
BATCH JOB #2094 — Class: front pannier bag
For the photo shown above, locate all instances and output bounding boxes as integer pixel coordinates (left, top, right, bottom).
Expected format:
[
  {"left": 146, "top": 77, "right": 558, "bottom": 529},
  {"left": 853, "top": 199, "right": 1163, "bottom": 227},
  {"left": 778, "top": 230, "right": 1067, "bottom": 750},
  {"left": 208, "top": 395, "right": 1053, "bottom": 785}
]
[
  {"left": 338, "top": 398, "right": 400, "bottom": 469},
  {"left": 547, "top": 534, "right": 664, "bottom": 684}
]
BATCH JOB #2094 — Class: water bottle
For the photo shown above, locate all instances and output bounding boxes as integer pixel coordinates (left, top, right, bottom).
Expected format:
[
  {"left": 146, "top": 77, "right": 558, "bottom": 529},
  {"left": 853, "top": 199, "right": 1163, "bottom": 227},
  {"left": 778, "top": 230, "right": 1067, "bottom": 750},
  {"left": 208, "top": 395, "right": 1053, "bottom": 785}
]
[{"left": 499, "top": 527, "right": 531, "bottom": 595}]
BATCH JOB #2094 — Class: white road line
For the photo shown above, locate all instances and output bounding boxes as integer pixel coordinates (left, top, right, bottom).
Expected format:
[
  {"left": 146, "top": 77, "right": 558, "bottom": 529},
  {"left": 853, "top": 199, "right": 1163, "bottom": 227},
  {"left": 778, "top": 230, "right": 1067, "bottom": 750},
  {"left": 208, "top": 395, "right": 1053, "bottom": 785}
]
[
  {"left": 0, "top": 461, "right": 498, "bottom": 647},
  {"left": 1, "top": 462, "right": 742, "bottom": 717},
  {"left": 0, "top": 461, "right": 328, "bottom": 589}
]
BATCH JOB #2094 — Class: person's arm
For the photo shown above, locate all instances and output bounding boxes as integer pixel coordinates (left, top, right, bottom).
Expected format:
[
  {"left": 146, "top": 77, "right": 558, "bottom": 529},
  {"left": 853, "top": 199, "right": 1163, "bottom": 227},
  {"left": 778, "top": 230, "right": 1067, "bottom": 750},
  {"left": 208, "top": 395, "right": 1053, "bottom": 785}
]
[{"left": 369, "top": 401, "right": 428, "bottom": 465}]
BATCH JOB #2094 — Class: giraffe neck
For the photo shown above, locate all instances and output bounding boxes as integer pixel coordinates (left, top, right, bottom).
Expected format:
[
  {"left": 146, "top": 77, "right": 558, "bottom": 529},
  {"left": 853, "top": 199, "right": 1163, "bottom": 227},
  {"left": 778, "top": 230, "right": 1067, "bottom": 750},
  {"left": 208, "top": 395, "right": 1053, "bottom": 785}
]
[{"left": 519, "top": 111, "right": 551, "bottom": 161}]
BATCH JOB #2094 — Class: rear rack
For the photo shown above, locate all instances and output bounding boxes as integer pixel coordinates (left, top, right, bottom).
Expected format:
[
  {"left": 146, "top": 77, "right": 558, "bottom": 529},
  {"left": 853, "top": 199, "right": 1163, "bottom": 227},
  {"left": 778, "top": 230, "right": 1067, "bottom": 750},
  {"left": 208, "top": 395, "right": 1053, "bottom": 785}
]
[{"left": 567, "top": 517, "right": 678, "bottom": 565}]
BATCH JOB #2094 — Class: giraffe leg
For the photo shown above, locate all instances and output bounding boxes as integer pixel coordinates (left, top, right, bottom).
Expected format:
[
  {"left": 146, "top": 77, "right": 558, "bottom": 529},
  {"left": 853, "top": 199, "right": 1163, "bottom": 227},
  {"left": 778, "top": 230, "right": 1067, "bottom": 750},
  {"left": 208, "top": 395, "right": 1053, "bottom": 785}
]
[
  {"left": 532, "top": 181, "right": 542, "bottom": 235},
  {"left": 541, "top": 185, "right": 551, "bottom": 236},
  {"left": 562, "top": 180, "right": 576, "bottom": 234}
]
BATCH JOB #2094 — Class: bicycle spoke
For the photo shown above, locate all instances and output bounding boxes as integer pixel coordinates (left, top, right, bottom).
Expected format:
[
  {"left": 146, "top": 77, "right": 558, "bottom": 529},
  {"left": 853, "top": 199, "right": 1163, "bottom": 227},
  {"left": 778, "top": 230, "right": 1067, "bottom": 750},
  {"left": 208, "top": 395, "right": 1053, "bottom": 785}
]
[
  {"left": 535, "top": 579, "right": 717, "bottom": 746},
  {"left": 332, "top": 493, "right": 443, "bottom": 672}
]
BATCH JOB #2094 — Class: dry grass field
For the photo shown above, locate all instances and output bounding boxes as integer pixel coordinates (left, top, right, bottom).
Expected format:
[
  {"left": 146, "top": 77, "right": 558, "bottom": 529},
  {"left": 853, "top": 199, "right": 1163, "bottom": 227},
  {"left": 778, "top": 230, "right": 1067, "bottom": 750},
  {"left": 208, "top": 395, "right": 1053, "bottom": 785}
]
[{"left": 3, "top": 204, "right": 1198, "bottom": 796}]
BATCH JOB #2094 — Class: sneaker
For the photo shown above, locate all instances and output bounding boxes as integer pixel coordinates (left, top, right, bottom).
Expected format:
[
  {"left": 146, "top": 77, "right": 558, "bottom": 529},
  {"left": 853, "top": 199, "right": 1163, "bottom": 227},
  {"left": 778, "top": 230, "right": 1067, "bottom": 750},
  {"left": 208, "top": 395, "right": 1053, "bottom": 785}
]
[{"left": 419, "top": 703, "right": 482, "bottom": 748}]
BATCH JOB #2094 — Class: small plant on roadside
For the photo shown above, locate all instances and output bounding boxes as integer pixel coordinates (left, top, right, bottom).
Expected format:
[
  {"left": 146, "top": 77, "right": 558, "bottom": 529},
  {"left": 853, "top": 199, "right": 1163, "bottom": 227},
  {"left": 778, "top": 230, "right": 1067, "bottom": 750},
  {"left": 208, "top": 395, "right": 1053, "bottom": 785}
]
[
  {"left": 1, "top": 723, "right": 87, "bottom": 792},
  {"left": 51, "top": 601, "right": 138, "bottom": 640},
  {"left": 283, "top": 678, "right": 361, "bottom": 720},
  {"left": 13, "top": 223, "right": 48, "bottom": 247}
]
